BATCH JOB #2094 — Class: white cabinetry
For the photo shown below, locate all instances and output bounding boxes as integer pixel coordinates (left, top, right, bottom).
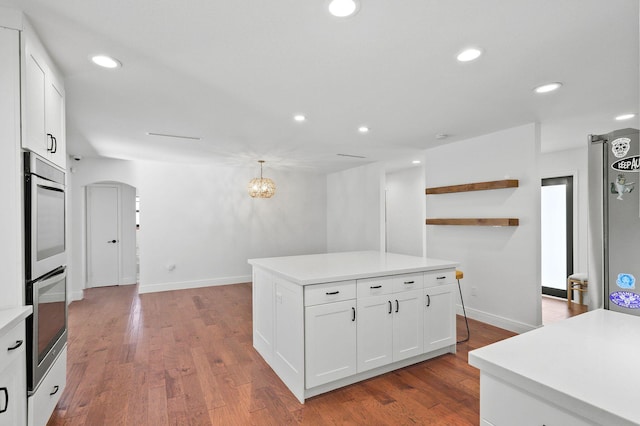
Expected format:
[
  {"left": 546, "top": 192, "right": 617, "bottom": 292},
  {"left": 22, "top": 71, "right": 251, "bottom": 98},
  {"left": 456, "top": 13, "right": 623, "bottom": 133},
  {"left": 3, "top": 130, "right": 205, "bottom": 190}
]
[
  {"left": 252, "top": 268, "right": 274, "bottom": 362},
  {"left": 356, "top": 274, "right": 424, "bottom": 372},
  {"left": 0, "top": 321, "right": 27, "bottom": 426},
  {"left": 28, "top": 346, "right": 67, "bottom": 426},
  {"left": 424, "top": 270, "right": 456, "bottom": 352},
  {"left": 305, "top": 281, "right": 356, "bottom": 388},
  {"left": 22, "top": 22, "right": 66, "bottom": 168},
  {"left": 251, "top": 253, "right": 458, "bottom": 403}
]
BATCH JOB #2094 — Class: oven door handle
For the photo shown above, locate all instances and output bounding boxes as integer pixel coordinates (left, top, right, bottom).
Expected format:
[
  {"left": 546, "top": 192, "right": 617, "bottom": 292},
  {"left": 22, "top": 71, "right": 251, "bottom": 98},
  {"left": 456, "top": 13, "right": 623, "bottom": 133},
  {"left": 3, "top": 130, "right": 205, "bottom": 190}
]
[{"left": 33, "top": 268, "right": 67, "bottom": 291}]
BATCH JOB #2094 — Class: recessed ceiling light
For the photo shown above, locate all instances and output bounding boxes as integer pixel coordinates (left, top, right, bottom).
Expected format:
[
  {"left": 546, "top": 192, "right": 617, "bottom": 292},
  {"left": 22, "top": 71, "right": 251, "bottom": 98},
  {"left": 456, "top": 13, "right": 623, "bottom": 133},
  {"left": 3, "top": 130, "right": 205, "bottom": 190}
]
[
  {"left": 358, "top": 126, "right": 369, "bottom": 133},
  {"left": 91, "top": 55, "right": 122, "bottom": 69},
  {"left": 328, "top": 0, "right": 359, "bottom": 17},
  {"left": 412, "top": 160, "right": 421, "bottom": 164},
  {"left": 456, "top": 48, "right": 483, "bottom": 62},
  {"left": 435, "top": 133, "right": 449, "bottom": 140},
  {"left": 534, "top": 82, "right": 563, "bottom": 94},
  {"left": 293, "top": 114, "right": 306, "bottom": 122},
  {"left": 615, "top": 113, "right": 636, "bottom": 121}
]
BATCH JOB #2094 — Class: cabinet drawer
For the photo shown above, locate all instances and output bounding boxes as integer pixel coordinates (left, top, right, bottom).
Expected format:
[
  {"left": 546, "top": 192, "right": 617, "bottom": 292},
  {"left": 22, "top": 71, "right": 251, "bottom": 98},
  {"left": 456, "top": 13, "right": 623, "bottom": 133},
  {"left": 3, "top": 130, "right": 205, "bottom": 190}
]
[
  {"left": 29, "top": 346, "right": 66, "bottom": 426},
  {"left": 424, "top": 269, "right": 456, "bottom": 287},
  {"left": 391, "top": 273, "right": 424, "bottom": 292},
  {"left": 0, "top": 321, "right": 26, "bottom": 369},
  {"left": 357, "top": 277, "right": 393, "bottom": 298},
  {"left": 305, "top": 281, "right": 356, "bottom": 306}
]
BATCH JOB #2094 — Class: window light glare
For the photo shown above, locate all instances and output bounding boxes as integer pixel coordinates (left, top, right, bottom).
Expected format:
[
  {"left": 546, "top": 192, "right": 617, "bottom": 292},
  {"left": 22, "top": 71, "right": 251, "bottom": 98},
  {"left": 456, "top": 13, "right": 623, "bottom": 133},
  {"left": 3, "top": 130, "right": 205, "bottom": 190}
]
[
  {"left": 328, "top": 0, "right": 359, "bottom": 17},
  {"left": 534, "top": 82, "right": 562, "bottom": 94},
  {"left": 456, "top": 48, "right": 482, "bottom": 62},
  {"left": 91, "top": 55, "right": 121, "bottom": 69},
  {"left": 358, "top": 126, "right": 369, "bottom": 133},
  {"left": 293, "top": 114, "right": 306, "bottom": 122},
  {"left": 615, "top": 113, "right": 636, "bottom": 121},
  {"left": 412, "top": 160, "right": 421, "bottom": 164}
]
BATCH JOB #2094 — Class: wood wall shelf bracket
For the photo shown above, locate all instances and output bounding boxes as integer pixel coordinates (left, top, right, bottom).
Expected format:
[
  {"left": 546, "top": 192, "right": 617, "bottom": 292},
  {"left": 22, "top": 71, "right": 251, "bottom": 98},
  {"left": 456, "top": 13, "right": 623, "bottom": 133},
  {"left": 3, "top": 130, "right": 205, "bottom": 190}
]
[
  {"left": 425, "top": 218, "right": 519, "bottom": 227},
  {"left": 425, "top": 179, "right": 518, "bottom": 195}
]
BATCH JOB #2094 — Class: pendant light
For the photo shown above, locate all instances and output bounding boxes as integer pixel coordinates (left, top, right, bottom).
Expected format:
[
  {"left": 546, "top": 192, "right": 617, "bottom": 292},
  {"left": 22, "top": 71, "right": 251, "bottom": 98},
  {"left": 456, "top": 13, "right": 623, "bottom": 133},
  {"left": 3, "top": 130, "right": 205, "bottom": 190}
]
[{"left": 248, "top": 160, "right": 276, "bottom": 198}]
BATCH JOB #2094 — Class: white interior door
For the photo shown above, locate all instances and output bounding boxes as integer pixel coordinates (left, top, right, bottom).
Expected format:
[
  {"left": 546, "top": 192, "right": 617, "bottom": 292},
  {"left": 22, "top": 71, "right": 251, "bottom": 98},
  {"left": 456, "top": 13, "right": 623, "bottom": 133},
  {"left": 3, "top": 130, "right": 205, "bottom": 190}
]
[{"left": 87, "top": 185, "right": 120, "bottom": 287}]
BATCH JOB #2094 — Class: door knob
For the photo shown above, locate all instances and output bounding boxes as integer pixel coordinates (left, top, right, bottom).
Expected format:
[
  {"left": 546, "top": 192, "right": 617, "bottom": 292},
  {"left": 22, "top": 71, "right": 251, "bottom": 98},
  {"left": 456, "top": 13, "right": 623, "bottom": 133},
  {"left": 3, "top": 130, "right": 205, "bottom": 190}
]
[{"left": 107, "top": 240, "right": 117, "bottom": 243}]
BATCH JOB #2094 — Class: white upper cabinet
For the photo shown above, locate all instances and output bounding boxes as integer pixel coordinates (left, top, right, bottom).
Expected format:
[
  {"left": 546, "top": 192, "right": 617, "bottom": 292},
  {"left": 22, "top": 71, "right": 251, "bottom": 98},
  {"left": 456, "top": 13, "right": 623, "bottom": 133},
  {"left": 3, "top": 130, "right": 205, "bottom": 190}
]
[{"left": 22, "top": 22, "right": 66, "bottom": 169}]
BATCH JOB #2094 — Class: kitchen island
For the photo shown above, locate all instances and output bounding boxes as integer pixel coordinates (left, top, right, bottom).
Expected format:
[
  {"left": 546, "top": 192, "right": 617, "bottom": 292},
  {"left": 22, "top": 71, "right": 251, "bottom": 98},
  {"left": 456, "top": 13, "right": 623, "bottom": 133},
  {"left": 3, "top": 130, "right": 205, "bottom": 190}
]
[
  {"left": 248, "top": 251, "right": 458, "bottom": 403},
  {"left": 469, "top": 309, "right": 640, "bottom": 426}
]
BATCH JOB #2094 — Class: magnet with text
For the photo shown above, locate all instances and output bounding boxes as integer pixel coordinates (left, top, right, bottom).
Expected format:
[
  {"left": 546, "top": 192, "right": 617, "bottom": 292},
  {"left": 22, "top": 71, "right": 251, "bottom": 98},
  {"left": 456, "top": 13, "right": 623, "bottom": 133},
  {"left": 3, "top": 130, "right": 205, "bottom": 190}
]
[
  {"left": 611, "top": 156, "right": 640, "bottom": 173},
  {"left": 610, "top": 291, "right": 640, "bottom": 309},
  {"left": 616, "top": 273, "right": 636, "bottom": 290}
]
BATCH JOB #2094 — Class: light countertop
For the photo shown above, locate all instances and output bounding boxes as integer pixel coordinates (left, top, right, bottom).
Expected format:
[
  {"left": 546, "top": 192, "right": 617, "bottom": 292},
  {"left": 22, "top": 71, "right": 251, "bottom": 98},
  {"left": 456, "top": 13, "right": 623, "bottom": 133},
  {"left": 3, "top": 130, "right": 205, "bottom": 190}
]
[
  {"left": 469, "top": 309, "right": 640, "bottom": 426},
  {"left": 0, "top": 305, "right": 32, "bottom": 336},
  {"left": 248, "top": 251, "right": 458, "bottom": 285}
]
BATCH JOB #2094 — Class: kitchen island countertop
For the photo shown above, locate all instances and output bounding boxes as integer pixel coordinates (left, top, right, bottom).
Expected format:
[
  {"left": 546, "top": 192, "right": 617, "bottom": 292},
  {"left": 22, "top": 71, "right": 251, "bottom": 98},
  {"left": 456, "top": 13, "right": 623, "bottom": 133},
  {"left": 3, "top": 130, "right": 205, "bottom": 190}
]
[
  {"left": 469, "top": 308, "right": 640, "bottom": 426},
  {"left": 248, "top": 250, "right": 458, "bottom": 285}
]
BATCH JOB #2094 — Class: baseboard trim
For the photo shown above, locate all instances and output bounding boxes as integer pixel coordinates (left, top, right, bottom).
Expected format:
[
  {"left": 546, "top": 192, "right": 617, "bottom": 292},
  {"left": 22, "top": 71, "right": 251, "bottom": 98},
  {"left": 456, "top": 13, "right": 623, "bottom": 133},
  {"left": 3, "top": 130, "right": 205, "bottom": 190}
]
[
  {"left": 69, "top": 290, "right": 84, "bottom": 303},
  {"left": 138, "top": 275, "right": 252, "bottom": 294},
  {"left": 456, "top": 304, "right": 538, "bottom": 334}
]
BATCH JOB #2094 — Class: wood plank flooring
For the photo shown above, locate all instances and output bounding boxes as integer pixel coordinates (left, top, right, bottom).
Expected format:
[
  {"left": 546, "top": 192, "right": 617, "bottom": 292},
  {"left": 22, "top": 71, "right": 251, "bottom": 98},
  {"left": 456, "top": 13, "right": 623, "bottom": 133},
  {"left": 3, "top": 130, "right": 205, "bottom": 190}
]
[
  {"left": 48, "top": 283, "right": 516, "bottom": 426},
  {"left": 541, "top": 295, "right": 588, "bottom": 325}
]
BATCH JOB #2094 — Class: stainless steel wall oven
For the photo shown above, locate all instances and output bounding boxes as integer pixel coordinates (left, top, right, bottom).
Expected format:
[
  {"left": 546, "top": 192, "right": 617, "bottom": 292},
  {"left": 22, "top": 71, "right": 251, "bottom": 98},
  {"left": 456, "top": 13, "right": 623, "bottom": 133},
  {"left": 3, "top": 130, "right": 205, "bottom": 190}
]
[{"left": 24, "top": 151, "right": 67, "bottom": 393}]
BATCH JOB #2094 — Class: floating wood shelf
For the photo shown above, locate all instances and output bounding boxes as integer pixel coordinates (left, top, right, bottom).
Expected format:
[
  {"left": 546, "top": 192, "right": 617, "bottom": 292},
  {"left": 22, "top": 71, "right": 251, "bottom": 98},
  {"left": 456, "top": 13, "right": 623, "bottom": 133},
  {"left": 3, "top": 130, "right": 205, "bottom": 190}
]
[
  {"left": 425, "top": 179, "right": 519, "bottom": 195},
  {"left": 425, "top": 218, "right": 519, "bottom": 227}
]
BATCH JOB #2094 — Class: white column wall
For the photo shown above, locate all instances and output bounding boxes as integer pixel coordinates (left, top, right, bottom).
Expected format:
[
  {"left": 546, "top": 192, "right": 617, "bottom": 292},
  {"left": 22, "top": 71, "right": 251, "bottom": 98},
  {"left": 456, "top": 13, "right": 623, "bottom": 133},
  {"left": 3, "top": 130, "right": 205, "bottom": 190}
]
[
  {"left": 326, "top": 162, "right": 384, "bottom": 252},
  {"left": 385, "top": 167, "right": 424, "bottom": 256}
]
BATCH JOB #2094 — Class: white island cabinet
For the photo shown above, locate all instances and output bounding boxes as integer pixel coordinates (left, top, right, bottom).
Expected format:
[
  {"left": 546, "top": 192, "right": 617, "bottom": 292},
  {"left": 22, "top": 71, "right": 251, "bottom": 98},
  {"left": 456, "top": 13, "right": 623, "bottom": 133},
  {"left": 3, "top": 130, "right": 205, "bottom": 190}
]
[
  {"left": 469, "top": 309, "right": 640, "bottom": 426},
  {"left": 249, "top": 251, "right": 458, "bottom": 403}
]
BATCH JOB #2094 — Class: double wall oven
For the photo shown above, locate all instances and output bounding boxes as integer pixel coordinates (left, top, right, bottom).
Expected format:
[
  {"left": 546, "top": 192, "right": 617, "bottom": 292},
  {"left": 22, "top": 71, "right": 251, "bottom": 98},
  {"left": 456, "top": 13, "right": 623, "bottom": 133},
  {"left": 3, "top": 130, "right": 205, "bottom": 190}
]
[{"left": 23, "top": 151, "right": 67, "bottom": 394}]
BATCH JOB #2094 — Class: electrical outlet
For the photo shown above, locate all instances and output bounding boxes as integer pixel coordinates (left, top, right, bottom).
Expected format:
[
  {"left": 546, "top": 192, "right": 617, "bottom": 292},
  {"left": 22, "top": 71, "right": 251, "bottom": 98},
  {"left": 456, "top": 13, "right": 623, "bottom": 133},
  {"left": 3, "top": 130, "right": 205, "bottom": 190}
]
[{"left": 471, "top": 287, "right": 478, "bottom": 296}]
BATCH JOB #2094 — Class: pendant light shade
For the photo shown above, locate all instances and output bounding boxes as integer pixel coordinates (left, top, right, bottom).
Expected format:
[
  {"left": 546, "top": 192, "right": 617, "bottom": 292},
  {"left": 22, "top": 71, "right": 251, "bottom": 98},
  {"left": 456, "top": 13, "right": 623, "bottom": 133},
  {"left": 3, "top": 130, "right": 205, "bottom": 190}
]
[{"left": 248, "top": 160, "right": 276, "bottom": 198}]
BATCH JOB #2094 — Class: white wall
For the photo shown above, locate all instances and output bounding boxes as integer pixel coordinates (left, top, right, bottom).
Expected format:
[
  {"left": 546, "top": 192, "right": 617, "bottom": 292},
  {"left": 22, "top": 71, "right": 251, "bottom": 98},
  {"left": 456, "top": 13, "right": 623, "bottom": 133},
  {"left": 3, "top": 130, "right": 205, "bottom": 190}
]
[
  {"left": 539, "top": 146, "right": 589, "bottom": 283},
  {"left": 120, "top": 183, "right": 137, "bottom": 284},
  {"left": 327, "top": 162, "right": 384, "bottom": 252},
  {"left": 68, "top": 157, "right": 327, "bottom": 299},
  {"left": 385, "top": 167, "right": 424, "bottom": 256},
  {"left": 425, "top": 123, "right": 541, "bottom": 332},
  {"left": 0, "top": 27, "right": 23, "bottom": 309}
]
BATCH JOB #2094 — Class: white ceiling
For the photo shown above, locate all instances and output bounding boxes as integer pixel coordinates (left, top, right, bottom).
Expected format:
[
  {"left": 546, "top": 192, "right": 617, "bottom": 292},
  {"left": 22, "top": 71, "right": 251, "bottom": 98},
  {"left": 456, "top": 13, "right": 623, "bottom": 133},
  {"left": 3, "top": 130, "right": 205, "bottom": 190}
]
[{"left": 2, "top": 0, "right": 639, "bottom": 173}]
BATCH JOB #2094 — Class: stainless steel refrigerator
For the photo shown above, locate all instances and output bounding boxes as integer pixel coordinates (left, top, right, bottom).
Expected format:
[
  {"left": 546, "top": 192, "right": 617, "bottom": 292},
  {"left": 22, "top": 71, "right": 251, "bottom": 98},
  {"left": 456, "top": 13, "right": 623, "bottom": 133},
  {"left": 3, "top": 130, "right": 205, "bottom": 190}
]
[{"left": 589, "top": 128, "right": 640, "bottom": 314}]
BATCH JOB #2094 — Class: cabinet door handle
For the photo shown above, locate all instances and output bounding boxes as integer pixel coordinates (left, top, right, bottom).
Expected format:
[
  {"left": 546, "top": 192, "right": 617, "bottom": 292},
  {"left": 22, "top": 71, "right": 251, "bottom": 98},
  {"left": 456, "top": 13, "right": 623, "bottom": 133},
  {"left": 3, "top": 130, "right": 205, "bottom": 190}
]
[
  {"left": 325, "top": 291, "right": 339, "bottom": 295},
  {"left": 0, "top": 387, "right": 7, "bottom": 413},
  {"left": 370, "top": 285, "right": 382, "bottom": 289},
  {"left": 426, "top": 294, "right": 431, "bottom": 307},
  {"left": 395, "top": 299, "right": 399, "bottom": 313},
  {"left": 50, "top": 385, "right": 59, "bottom": 396},
  {"left": 388, "top": 300, "right": 392, "bottom": 314},
  {"left": 436, "top": 276, "right": 446, "bottom": 280},
  {"left": 7, "top": 340, "right": 23, "bottom": 351},
  {"left": 51, "top": 136, "right": 57, "bottom": 153},
  {"left": 351, "top": 307, "right": 356, "bottom": 322},
  {"left": 46, "top": 133, "right": 54, "bottom": 152},
  {"left": 404, "top": 281, "right": 415, "bottom": 285}
]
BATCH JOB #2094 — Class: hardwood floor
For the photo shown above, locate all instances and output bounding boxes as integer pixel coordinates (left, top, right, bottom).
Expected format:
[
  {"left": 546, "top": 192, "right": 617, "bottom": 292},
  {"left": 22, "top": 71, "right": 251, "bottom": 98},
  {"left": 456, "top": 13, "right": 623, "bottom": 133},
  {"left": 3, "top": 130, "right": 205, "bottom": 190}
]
[
  {"left": 48, "top": 283, "right": 515, "bottom": 426},
  {"left": 541, "top": 295, "right": 588, "bottom": 325}
]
